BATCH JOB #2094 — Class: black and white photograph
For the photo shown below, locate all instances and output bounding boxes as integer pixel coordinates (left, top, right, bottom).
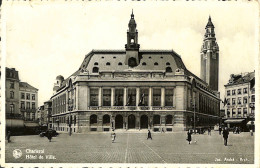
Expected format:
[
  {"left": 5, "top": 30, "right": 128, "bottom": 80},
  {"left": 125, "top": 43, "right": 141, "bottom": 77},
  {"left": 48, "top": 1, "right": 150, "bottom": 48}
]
[{"left": 0, "top": 1, "right": 259, "bottom": 167}]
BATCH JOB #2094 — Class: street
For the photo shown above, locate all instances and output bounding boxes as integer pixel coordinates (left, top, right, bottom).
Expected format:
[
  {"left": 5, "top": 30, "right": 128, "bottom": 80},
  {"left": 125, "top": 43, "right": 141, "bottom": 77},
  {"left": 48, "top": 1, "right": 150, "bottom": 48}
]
[{"left": 5, "top": 131, "right": 254, "bottom": 164}]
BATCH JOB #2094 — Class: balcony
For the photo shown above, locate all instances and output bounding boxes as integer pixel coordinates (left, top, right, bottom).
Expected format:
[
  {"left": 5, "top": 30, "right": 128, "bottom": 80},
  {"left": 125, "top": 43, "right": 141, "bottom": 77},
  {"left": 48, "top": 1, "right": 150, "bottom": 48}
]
[{"left": 6, "top": 113, "right": 23, "bottom": 119}]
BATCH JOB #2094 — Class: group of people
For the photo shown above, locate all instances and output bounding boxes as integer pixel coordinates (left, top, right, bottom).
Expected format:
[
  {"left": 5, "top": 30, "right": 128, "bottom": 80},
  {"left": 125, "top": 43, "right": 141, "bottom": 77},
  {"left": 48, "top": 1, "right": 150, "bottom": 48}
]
[{"left": 186, "top": 127, "right": 230, "bottom": 146}]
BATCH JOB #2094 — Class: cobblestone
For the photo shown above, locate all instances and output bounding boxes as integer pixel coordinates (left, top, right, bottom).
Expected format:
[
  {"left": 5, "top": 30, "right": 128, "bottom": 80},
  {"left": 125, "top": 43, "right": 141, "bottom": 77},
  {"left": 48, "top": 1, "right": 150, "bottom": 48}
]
[{"left": 5, "top": 131, "right": 254, "bottom": 164}]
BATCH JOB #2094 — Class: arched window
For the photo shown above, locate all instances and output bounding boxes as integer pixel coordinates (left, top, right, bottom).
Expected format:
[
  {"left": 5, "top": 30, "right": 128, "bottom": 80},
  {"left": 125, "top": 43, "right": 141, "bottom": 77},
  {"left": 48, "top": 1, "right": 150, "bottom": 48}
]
[
  {"left": 154, "top": 62, "right": 158, "bottom": 66},
  {"left": 142, "top": 62, "right": 146, "bottom": 66},
  {"left": 92, "top": 67, "right": 99, "bottom": 73},
  {"left": 103, "top": 114, "right": 110, "bottom": 125},
  {"left": 118, "top": 62, "right": 122, "bottom": 66},
  {"left": 153, "top": 115, "right": 161, "bottom": 125},
  {"left": 165, "top": 115, "right": 173, "bottom": 125},
  {"left": 166, "top": 67, "right": 172, "bottom": 72},
  {"left": 90, "top": 114, "right": 97, "bottom": 125},
  {"left": 128, "top": 58, "right": 137, "bottom": 67},
  {"left": 106, "top": 62, "right": 110, "bottom": 66},
  {"left": 94, "top": 62, "right": 98, "bottom": 65},
  {"left": 166, "top": 62, "right": 170, "bottom": 66}
]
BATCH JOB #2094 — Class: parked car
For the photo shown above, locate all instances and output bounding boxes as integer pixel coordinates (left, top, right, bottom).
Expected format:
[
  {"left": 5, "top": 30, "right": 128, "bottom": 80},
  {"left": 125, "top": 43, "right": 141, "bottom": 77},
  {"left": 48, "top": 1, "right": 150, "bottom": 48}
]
[{"left": 39, "top": 129, "right": 59, "bottom": 137}]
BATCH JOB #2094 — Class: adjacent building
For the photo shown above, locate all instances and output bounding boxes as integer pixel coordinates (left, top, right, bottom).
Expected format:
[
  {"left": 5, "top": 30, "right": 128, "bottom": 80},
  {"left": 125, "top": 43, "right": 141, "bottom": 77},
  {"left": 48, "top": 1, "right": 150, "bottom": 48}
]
[
  {"left": 4, "top": 67, "right": 39, "bottom": 132},
  {"left": 51, "top": 12, "right": 221, "bottom": 133},
  {"left": 37, "top": 100, "right": 52, "bottom": 128},
  {"left": 223, "top": 72, "right": 255, "bottom": 130}
]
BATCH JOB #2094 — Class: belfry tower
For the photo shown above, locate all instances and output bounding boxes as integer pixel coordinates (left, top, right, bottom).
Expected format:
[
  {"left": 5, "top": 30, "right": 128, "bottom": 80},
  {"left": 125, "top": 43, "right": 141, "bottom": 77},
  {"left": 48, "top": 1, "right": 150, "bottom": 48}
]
[
  {"left": 200, "top": 16, "right": 219, "bottom": 91},
  {"left": 125, "top": 10, "right": 140, "bottom": 67}
]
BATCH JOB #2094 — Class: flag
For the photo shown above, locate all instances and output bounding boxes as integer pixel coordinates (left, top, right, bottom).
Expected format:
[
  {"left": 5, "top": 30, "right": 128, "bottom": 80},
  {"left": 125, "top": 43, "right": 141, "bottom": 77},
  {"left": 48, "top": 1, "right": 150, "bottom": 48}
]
[
  {"left": 223, "top": 98, "right": 228, "bottom": 107},
  {"left": 138, "top": 93, "right": 145, "bottom": 106}
]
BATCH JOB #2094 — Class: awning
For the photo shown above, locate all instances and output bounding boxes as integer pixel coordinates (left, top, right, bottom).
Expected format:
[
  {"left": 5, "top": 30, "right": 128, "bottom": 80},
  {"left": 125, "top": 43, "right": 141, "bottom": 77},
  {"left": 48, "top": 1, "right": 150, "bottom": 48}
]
[
  {"left": 224, "top": 119, "right": 245, "bottom": 124},
  {"left": 24, "top": 122, "right": 39, "bottom": 127},
  {"left": 247, "top": 121, "right": 254, "bottom": 125}
]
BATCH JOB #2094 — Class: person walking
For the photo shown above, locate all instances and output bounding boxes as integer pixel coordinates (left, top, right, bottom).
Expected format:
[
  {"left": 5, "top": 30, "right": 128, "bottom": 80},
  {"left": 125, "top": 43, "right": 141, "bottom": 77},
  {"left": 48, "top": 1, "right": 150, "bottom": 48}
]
[
  {"left": 208, "top": 127, "right": 211, "bottom": 136},
  {"left": 111, "top": 131, "right": 116, "bottom": 143},
  {"left": 46, "top": 130, "right": 53, "bottom": 142},
  {"left": 6, "top": 131, "right": 11, "bottom": 143},
  {"left": 219, "top": 127, "right": 222, "bottom": 135},
  {"left": 147, "top": 130, "right": 152, "bottom": 140},
  {"left": 187, "top": 130, "right": 192, "bottom": 144},
  {"left": 223, "top": 127, "right": 229, "bottom": 146},
  {"left": 250, "top": 129, "right": 253, "bottom": 136}
]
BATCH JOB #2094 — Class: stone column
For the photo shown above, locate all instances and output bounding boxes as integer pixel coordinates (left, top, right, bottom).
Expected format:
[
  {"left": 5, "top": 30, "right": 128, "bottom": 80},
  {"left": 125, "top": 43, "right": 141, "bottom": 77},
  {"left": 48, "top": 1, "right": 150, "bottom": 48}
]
[
  {"left": 161, "top": 114, "right": 166, "bottom": 132},
  {"left": 98, "top": 87, "right": 102, "bottom": 107},
  {"left": 136, "top": 88, "right": 140, "bottom": 106},
  {"left": 111, "top": 87, "right": 115, "bottom": 107},
  {"left": 161, "top": 87, "right": 165, "bottom": 107},
  {"left": 87, "top": 86, "right": 90, "bottom": 108},
  {"left": 124, "top": 87, "right": 127, "bottom": 106},
  {"left": 149, "top": 87, "right": 152, "bottom": 107},
  {"left": 111, "top": 114, "right": 115, "bottom": 131}
]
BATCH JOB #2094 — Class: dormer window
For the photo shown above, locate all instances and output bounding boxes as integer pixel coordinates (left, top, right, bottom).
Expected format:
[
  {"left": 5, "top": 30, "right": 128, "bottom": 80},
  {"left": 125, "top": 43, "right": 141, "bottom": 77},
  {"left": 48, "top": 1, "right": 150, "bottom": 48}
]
[
  {"left": 92, "top": 67, "right": 99, "bottom": 73},
  {"left": 106, "top": 62, "right": 110, "bottom": 66},
  {"left": 94, "top": 62, "right": 98, "bottom": 65},
  {"left": 142, "top": 62, "right": 146, "bottom": 66},
  {"left": 149, "top": 56, "right": 151, "bottom": 59},
  {"left": 113, "top": 56, "right": 116, "bottom": 59},
  {"left": 118, "top": 62, "right": 122, "bottom": 66},
  {"left": 166, "top": 67, "right": 172, "bottom": 72},
  {"left": 154, "top": 62, "right": 158, "bottom": 66},
  {"left": 160, "top": 56, "right": 163, "bottom": 59},
  {"left": 101, "top": 57, "right": 104, "bottom": 59},
  {"left": 166, "top": 62, "right": 170, "bottom": 66}
]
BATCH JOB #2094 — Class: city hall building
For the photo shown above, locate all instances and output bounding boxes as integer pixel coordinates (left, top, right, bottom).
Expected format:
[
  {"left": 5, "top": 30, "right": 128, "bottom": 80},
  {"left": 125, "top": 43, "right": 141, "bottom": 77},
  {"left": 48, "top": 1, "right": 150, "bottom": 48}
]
[{"left": 51, "top": 12, "right": 221, "bottom": 133}]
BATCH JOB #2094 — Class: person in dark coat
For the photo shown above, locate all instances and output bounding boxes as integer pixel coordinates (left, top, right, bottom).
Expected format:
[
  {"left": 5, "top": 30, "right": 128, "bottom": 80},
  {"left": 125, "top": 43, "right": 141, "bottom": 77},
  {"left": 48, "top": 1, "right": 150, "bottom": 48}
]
[
  {"left": 223, "top": 127, "right": 229, "bottom": 146},
  {"left": 46, "top": 130, "right": 53, "bottom": 142},
  {"left": 147, "top": 130, "right": 152, "bottom": 140},
  {"left": 219, "top": 127, "right": 222, "bottom": 135},
  {"left": 208, "top": 127, "right": 211, "bottom": 136},
  {"left": 6, "top": 131, "right": 11, "bottom": 143},
  {"left": 187, "top": 130, "right": 192, "bottom": 144}
]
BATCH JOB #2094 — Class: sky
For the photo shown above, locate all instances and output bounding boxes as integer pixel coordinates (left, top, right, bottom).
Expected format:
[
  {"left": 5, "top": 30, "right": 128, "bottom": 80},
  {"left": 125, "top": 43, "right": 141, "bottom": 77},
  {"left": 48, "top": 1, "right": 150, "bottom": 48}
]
[{"left": 3, "top": 1, "right": 258, "bottom": 106}]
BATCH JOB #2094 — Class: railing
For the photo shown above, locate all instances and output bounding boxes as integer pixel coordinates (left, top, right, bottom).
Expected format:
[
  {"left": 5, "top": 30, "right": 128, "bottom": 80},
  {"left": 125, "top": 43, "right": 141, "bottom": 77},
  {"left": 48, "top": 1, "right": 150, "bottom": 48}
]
[{"left": 6, "top": 113, "right": 23, "bottom": 119}]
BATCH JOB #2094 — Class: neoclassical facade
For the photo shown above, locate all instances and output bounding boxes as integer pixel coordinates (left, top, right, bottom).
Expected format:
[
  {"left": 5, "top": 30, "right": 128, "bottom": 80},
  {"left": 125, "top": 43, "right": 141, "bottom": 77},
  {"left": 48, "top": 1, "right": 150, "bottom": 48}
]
[{"left": 51, "top": 12, "right": 221, "bottom": 133}]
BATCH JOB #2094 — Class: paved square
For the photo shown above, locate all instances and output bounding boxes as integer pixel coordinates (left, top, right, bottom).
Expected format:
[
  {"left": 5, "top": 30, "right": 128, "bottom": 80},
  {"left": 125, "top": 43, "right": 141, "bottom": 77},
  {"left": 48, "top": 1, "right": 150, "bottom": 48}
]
[{"left": 5, "top": 131, "right": 254, "bottom": 164}]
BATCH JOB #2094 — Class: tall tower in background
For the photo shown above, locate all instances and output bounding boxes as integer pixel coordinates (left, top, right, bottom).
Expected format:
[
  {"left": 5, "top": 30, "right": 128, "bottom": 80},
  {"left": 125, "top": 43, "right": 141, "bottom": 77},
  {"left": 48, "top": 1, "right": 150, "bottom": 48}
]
[
  {"left": 200, "top": 16, "right": 219, "bottom": 91},
  {"left": 125, "top": 10, "right": 140, "bottom": 67}
]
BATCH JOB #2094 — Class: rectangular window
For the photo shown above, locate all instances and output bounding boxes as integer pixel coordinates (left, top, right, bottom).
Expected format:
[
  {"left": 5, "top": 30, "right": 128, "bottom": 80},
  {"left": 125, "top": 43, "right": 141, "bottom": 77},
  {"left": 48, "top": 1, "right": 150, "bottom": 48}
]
[
  {"left": 227, "top": 109, "right": 230, "bottom": 117},
  {"left": 32, "top": 113, "right": 35, "bottom": 120},
  {"left": 232, "top": 90, "right": 236, "bottom": 95},
  {"left": 32, "top": 94, "right": 35, "bottom": 100},
  {"left": 90, "top": 88, "right": 99, "bottom": 106},
  {"left": 243, "top": 88, "right": 248, "bottom": 94},
  {"left": 26, "top": 93, "right": 30, "bottom": 100},
  {"left": 153, "top": 88, "right": 161, "bottom": 106},
  {"left": 127, "top": 88, "right": 136, "bottom": 106},
  {"left": 21, "top": 93, "right": 25, "bottom": 99},
  {"left": 251, "top": 95, "right": 255, "bottom": 102},
  {"left": 243, "top": 108, "right": 247, "bottom": 114},
  {"left": 232, "top": 108, "right": 236, "bottom": 115},
  {"left": 10, "top": 104, "right": 14, "bottom": 113},
  {"left": 237, "top": 89, "right": 241, "bottom": 94},
  {"left": 227, "top": 98, "right": 230, "bottom": 105},
  {"left": 10, "top": 82, "right": 14, "bottom": 89},
  {"left": 103, "top": 89, "right": 111, "bottom": 106},
  {"left": 26, "top": 102, "right": 30, "bottom": 109},
  {"left": 243, "top": 97, "right": 247, "bottom": 104},
  {"left": 21, "top": 101, "right": 25, "bottom": 109},
  {"left": 114, "top": 88, "right": 124, "bottom": 106},
  {"left": 139, "top": 88, "right": 149, "bottom": 106},
  {"left": 165, "top": 88, "right": 173, "bottom": 106},
  {"left": 237, "top": 97, "right": 241, "bottom": 105},
  {"left": 26, "top": 112, "right": 30, "bottom": 120},
  {"left": 232, "top": 98, "right": 236, "bottom": 105},
  {"left": 227, "top": 90, "right": 230, "bottom": 96},
  {"left": 10, "top": 91, "right": 14, "bottom": 99},
  {"left": 237, "top": 108, "right": 241, "bottom": 117},
  {"left": 32, "top": 102, "right": 35, "bottom": 109}
]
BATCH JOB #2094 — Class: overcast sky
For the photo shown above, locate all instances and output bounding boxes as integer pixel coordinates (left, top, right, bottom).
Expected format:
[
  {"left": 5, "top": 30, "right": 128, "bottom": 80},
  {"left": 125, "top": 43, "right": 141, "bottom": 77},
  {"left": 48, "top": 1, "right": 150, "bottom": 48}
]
[{"left": 3, "top": 1, "right": 258, "bottom": 106}]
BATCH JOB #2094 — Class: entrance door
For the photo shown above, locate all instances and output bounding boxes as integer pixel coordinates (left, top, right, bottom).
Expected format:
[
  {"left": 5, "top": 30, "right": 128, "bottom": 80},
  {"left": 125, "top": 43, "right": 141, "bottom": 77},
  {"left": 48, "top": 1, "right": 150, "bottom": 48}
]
[
  {"left": 115, "top": 115, "right": 123, "bottom": 129},
  {"left": 140, "top": 115, "right": 148, "bottom": 129},
  {"left": 128, "top": 114, "right": 136, "bottom": 129}
]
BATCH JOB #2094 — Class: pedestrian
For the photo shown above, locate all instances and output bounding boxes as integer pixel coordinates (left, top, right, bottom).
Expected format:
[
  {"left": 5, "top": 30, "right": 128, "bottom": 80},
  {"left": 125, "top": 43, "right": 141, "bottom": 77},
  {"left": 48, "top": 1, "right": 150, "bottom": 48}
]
[
  {"left": 250, "top": 129, "right": 253, "bottom": 136},
  {"left": 208, "top": 127, "right": 211, "bottom": 136},
  {"left": 147, "top": 130, "right": 152, "bottom": 140},
  {"left": 223, "top": 127, "right": 229, "bottom": 146},
  {"left": 46, "top": 129, "right": 53, "bottom": 142},
  {"left": 187, "top": 129, "right": 192, "bottom": 144},
  {"left": 111, "top": 131, "right": 116, "bottom": 143},
  {"left": 6, "top": 131, "right": 11, "bottom": 143},
  {"left": 219, "top": 127, "right": 222, "bottom": 135},
  {"left": 161, "top": 128, "right": 165, "bottom": 133}
]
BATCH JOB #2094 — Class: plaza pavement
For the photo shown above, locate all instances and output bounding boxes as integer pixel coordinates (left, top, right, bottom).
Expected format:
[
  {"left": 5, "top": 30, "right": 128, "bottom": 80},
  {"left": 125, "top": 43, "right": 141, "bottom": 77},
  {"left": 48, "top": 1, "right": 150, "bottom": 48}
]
[{"left": 5, "top": 130, "right": 254, "bottom": 164}]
